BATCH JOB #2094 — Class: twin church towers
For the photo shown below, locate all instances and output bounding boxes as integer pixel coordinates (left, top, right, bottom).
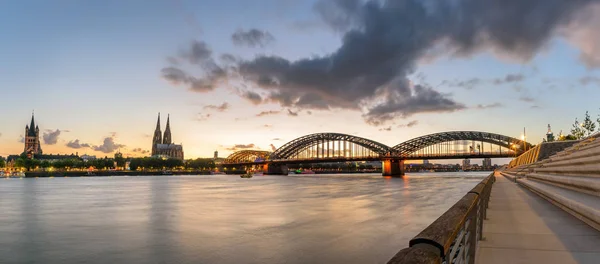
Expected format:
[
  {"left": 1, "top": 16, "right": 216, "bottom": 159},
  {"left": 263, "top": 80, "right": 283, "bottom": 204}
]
[{"left": 151, "top": 113, "right": 184, "bottom": 160}]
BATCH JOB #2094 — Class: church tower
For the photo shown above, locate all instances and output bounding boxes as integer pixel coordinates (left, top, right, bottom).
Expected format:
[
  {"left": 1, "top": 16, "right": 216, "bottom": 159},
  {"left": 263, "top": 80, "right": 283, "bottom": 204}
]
[
  {"left": 163, "top": 114, "right": 172, "bottom": 144},
  {"left": 151, "top": 113, "right": 162, "bottom": 156},
  {"left": 24, "top": 113, "right": 42, "bottom": 157}
]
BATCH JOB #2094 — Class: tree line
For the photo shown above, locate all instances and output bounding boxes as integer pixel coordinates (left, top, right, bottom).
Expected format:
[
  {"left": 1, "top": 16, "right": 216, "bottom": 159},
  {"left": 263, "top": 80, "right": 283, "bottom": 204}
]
[{"left": 561, "top": 110, "right": 599, "bottom": 140}]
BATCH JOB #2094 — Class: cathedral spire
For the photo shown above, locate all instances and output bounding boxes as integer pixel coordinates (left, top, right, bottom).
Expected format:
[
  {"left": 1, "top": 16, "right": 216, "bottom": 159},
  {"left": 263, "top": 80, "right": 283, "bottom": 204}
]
[
  {"left": 163, "top": 114, "right": 172, "bottom": 144},
  {"left": 28, "top": 112, "right": 36, "bottom": 136},
  {"left": 155, "top": 112, "right": 161, "bottom": 131},
  {"left": 152, "top": 113, "right": 162, "bottom": 151}
]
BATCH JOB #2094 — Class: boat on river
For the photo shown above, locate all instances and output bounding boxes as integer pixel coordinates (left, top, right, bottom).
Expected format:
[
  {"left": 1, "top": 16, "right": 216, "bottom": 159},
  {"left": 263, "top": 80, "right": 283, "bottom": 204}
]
[{"left": 240, "top": 172, "right": 253, "bottom": 178}]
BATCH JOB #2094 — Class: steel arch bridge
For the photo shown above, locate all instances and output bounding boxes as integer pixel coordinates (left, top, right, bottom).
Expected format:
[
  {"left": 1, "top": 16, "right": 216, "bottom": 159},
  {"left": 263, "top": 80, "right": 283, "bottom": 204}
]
[
  {"left": 270, "top": 132, "right": 393, "bottom": 160},
  {"left": 223, "top": 150, "right": 271, "bottom": 164},
  {"left": 393, "top": 131, "right": 531, "bottom": 159},
  {"left": 222, "top": 131, "right": 531, "bottom": 175}
]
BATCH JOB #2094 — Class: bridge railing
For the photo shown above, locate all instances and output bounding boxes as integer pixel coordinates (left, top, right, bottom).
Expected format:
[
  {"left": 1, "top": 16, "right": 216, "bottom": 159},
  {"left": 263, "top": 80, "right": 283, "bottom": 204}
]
[{"left": 387, "top": 173, "right": 495, "bottom": 264}]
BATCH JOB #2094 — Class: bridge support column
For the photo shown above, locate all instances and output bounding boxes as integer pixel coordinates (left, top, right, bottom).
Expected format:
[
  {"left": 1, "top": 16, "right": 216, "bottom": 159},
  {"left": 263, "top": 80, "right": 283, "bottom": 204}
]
[
  {"left": 264, "top": 163, "right": 289, "bottom": 175},
  {"left": 382, "top": 159, "right": 404, "bottom": 177}
]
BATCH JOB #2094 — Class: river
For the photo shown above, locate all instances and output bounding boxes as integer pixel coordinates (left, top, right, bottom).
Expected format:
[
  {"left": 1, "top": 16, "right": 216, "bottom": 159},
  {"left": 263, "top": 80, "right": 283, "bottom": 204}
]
[{"left": 0, "top": 172, "right": 489, "bottom": 264}]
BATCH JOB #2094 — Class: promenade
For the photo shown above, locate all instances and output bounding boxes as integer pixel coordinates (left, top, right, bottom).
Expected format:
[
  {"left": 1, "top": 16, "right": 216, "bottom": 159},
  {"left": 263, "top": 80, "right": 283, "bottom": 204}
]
[{"left": 476, "top": 173, "right": 600, "bottom": 264}]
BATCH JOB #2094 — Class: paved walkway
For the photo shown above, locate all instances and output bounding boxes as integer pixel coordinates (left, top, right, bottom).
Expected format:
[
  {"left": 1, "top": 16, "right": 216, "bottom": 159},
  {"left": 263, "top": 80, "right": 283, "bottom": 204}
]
[{"left": 475, "top": 174, "right": 600, "bottom": 264}]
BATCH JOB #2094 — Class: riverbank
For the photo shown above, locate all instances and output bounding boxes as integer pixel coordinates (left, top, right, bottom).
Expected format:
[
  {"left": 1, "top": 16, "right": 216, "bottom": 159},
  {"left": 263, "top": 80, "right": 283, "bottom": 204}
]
[{"left": 24, "top": 170, "right": 213, "bottom": 178}]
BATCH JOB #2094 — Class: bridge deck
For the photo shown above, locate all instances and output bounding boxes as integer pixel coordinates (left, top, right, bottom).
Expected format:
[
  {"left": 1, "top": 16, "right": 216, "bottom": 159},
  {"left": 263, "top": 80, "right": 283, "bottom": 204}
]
[{"left": 476, "top": 173, "right": 600, "bottom": 264}]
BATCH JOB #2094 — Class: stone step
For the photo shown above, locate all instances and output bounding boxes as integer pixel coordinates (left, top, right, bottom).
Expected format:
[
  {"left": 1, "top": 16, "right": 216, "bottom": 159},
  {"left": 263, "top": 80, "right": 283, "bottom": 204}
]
[
  {"left": 534, "top": 163, "right": 600, "bottom": 176},
  {"left": 527, "top": 173, "right": 600, "bottom": 197},
  {"left": 544, "top": 151, "right": 600, "bottom": 167},
  {"left": 550, "top": 139, "right": 600, "bottom": 159},
  {"left": 517, "top": 178, "right": 600, "bottom": 231}
]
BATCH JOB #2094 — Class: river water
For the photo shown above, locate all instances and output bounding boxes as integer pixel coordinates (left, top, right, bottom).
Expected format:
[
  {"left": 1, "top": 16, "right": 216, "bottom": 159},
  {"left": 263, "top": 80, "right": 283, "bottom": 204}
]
[{"left": 0, "top": 172, "right": 488, "bottom": 264}]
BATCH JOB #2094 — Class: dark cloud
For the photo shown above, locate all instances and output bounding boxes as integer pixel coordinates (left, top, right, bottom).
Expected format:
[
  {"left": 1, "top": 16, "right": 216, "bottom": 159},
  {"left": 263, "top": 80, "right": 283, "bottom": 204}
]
[
  {"left": 231, "top": 29, "right": 275, "bottom": 48},
  {"left": 519, "top": 96, "right": 535, "bottom": 103},
  {"left": 66, "top": 139, "right": 91, "bottom": 149},
  {"left": 93, "top": 137, "right": 125, "bottom": 154},
  {"left": 242, "top": 90, "right": 263, "bottom": 105},
  {"left": 164, "top": 0, "right": 599, "bottom": 126},
  {"left": 43, "top": 129, "right": 62, "bottom": 145},
  {"left": 565, "top": 4, "right": 600, "bottom": 68},
  {"left": 161, "top": 40, "right": 227, "bottom": 93},
  {"left": 363, "top": 83, "right": 466, "bottom": 126},
  {"left": 269, "top": 144, "right": 277, "bottom": 151},
  {"left": 398, "top": 120, "right": 419, "bottom": 128},
  {"left": 256, "top": 110, "right": 281, "bottom": 117},
  {"left": 378, "top": 126, "right": 392, "bottom": 132},
  {"left": 195, "top": 113, "right": 211, "bottom": 121},
  {"left": 132, "top": 148, "right": 150, "bottom": 154},
  {"left": 204, "top": 102, "right": 229, "bottom": 112},
  {"left": 475, "top": 103, "right": 503, "bottom": 109},
  {"left": 287, "top": 109, "right": 299, "bottom": 117},
  {"left": 493, "top": 74, "right": 526, "bottom": 85},
  {"left": 531, "top": 105, "right": 541, "bottom": 109},
  {"left": 226, "top": 144, "right": 257, "bottom": 151}
]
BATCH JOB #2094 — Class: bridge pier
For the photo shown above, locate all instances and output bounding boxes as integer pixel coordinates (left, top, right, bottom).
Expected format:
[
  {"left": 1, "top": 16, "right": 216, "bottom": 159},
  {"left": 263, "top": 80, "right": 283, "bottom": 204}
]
[
  {"left": 382, "top": 159, "right": 404, "bottom": 177},
  {"left": 264, "top": 163, "right": 289, "bottom": 175}
]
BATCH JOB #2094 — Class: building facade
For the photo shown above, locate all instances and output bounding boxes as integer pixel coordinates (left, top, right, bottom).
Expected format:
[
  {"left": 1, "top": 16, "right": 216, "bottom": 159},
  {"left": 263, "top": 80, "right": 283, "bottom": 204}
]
[
  {"left": 24, "top": 114, "right": 43, "bottom": 157},
  {"left": 151, "top": 114, "right": 184, "bottom": 160}
]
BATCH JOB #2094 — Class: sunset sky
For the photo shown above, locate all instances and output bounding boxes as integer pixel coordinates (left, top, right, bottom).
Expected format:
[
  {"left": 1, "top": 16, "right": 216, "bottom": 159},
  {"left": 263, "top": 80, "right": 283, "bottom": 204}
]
[{"left": 1, "top": 0, "right": 600, "bottom": 159}]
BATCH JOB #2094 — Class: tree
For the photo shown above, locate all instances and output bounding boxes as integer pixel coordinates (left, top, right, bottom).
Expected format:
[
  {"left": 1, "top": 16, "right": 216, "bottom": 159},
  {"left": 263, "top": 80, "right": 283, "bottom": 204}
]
[
  {"left": 570, "top": 118, "right": 585, "bottom": 139},
  {"left": 0, "top": 157, "right": 5, "bottom": 168},
  {"left": 582, "top": 111, "right": 596, "bottom": 137}
]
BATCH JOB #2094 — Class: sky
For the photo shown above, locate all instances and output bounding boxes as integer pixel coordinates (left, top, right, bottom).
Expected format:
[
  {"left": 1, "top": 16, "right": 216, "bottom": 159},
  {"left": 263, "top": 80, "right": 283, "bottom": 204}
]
[{"left": 1, "top": 0, "right": 600, "bottom": 160}]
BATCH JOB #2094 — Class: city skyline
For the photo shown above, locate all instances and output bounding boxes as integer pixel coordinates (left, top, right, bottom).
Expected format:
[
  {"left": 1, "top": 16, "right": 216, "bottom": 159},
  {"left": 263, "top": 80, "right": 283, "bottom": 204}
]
[{"left": 2, "top": 0, "right": 600, "bottom": 158}]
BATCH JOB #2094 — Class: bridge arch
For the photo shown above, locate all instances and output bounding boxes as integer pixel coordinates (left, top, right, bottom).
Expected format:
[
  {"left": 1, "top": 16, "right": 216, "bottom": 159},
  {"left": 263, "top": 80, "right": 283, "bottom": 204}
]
[
  {"left": 271, "top": 133, "right": 392, "bottom": 159},
  {"left": 392, "top": 131, "right": 532, "bottom": 156},
  {"left": 224, "top": 150, "right": 271, "bottom": 164}
]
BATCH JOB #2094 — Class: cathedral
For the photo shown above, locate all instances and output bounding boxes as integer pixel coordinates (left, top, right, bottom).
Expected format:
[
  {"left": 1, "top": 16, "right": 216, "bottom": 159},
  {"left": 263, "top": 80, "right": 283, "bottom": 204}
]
[
  {"left": 24, "top": 113, "right": 43, "bottom": 157},
  {"left": 151, "top": 113, "right": 184, "bottom": 160}
]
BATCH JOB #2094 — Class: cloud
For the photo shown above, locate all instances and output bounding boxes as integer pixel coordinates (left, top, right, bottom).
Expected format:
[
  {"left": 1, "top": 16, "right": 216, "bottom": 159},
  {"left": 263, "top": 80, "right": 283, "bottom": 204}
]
[
  {"left": 287, "top": 109, "right": 299, "bottom": 117},
  {"left": 231, "top": 29, "right": 275, "bottom": 48},
  {"left": 269, "top": 144, "right": 277, "bottom": 151},
  {"left": 398, "top": 120, "right": 419, "bottom": 128},
  {"left": 580, "top": 76, "right": 600, "bottom": 85},
  {"left": 256, "top": 110, "right": 281, "bottom": 117},
  {"left": 66, "top": 139, "right": 91, "bottom": 149},
  {"left": 306, "top": 110, "right": 312, "bottom": 115},
  {"left": 0, "top": 132, "right": 2, "bottom": 137},
  {"left": 263, "top": 124, "right": 273, "bottom": 128},
  {"left": 493, "top": 74, "right": 526, "bottom": 85},
  {"left": 564, "top": 3, "right": 600, "bottom": 68},
  {"left": 379, "top": 126, "right": 392, "bottom": 131},
  {"left": 195, "top": 113, "right": 211, "bottom": 121},
  {"left": 241, "top": 90, "right": 263, "bottom": 105},
  {"left": 531, "top": 105, "right": 541, "bottom": 109},
  {"left": 18, "top": 135, "right": 24, "bottom": 143},
  {"left": 363, "top": 82, "right": 466, "bottom": 126},
  {"left": 442, "top": 78, "right": 482, "bottom": 90},
  {"left": 475, "top": 103, "right": 504, "bottom": 109},
  {"left": 43, "top": 129, "right": 62, "bottom": 145},
  {"left": 163, "top": 0, "right": 599, "bottom": 126},
  {"left": 161, "top": 40, "right": 227, "bottom": 92},
  {"left": 132, "top": 148, "right": 150, "bottom": 154},
  {"left": 272, "top": 138, "right": 282, "bottom": 141},
  {"left": 225, "top": 144, "right": 257, "bottom": 151},
  {"left": 204, "top": 102, "right": 229, "bottom": 112},
  {"left": 519, "top": 96, "right": 535, "bottom": 103},
  {"left": 93, "top": 137, "right": 125, "bottom": 154}
]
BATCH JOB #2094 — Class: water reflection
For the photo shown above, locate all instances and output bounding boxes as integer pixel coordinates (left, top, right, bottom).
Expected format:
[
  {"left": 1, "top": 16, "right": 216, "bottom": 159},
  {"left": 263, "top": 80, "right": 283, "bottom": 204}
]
[{"left": 0, "top": 172, "right": 488, "bottom": 264}]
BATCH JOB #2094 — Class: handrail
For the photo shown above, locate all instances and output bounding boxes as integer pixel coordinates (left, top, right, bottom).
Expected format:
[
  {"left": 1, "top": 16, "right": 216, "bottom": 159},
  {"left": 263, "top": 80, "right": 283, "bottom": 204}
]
[{"left": 387, "top": 173, "right": 495, "bottom": 264}]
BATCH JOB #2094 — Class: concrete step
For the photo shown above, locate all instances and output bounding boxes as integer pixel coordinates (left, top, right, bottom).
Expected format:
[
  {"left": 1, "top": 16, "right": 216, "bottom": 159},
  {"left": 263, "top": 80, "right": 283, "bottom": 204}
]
[
  {"left": 527, "top": 173, "right": 600, "bottom": 197},
  {"left": 500, "top": 172, "right": 517, "bottom": 182},
  {"left": 534, "top": 163, "right": 600, "bottom": 176},
  {"left": 517, "top": 178, "right": 600, "bottom": 231}
]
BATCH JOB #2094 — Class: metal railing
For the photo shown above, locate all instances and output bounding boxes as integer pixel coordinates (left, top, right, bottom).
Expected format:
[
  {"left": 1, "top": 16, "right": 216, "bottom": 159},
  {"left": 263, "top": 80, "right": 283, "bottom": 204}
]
[{"left": 387, "top": 173, "right": 495, "bottom": 264}]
